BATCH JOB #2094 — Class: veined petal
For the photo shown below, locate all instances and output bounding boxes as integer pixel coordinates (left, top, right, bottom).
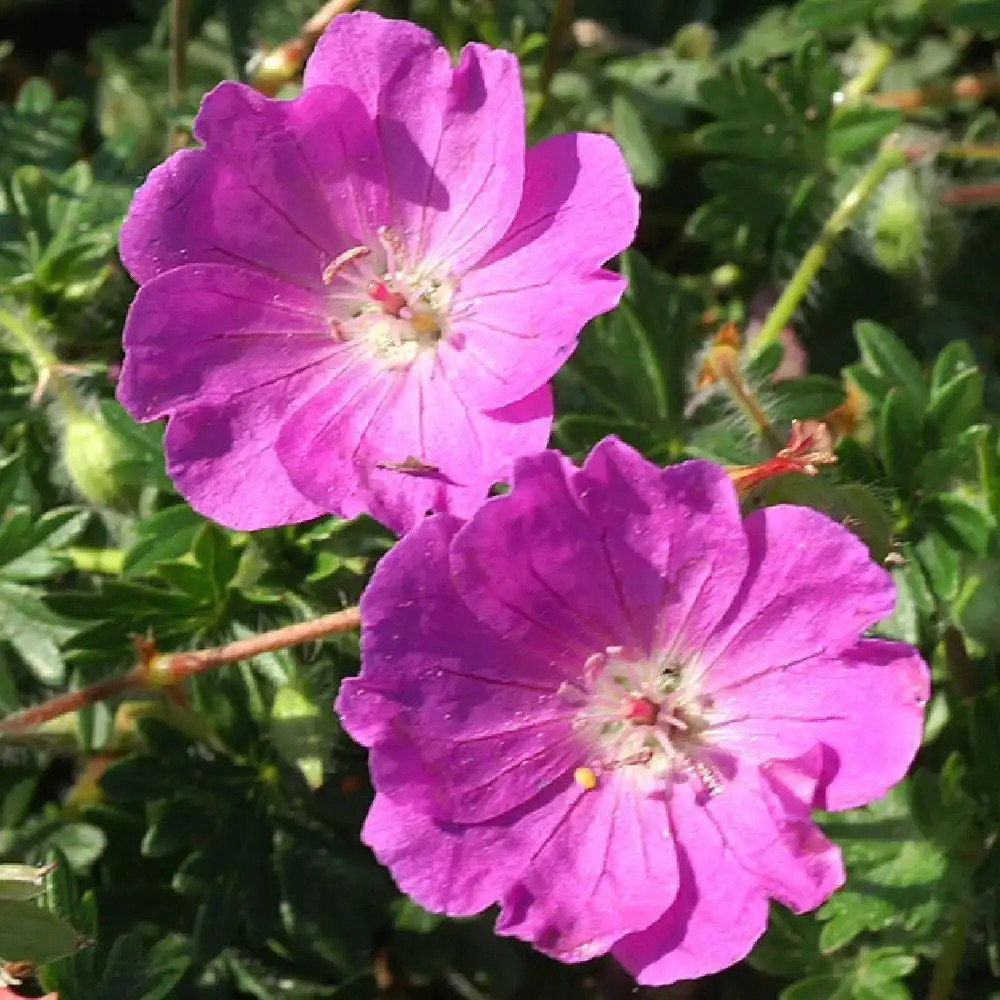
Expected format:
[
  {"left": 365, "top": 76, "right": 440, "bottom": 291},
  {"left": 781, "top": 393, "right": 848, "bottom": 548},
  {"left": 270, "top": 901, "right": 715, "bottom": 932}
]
[
  {"left": 446, "top": 133, "right": 639, "bottom": 409},
  {"left": 613, "top": 778, "right": 769, "bottom": 986},
  {"left": 162, "top": 393, "right": 325, "bottom": 530},
  {"left": 276, "top": 356, "right": 550, "bottom": 534},
  {"left": 120, "top": 82, "right": 387, "bottom": 286},
  {"left": 118, "top": 263, "right": 334, "bottom": 421},
  {"left": 495, "top": 775, "right": 679, "bottom": 962},
  {"left": 697, "top": 503, "right": 896, "bottom": 691},
  {"left": 304, "top": 11, "right": 524, "bottom": 272},
  {"left": 706, "top": 639, "right": 929, "bottom": 811}
]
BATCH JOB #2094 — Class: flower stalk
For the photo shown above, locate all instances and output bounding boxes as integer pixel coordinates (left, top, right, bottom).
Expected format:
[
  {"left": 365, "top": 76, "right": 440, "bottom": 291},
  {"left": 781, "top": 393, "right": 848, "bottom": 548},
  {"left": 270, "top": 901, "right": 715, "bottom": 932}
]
[
  {"left": 837, "top": 41, "right": 893, "bottom": 104},
  {"left": 0, "top": 308, "right": 85, "bottom": 419},
  {"left": 750, "top": 141, "right": 907, "bottom": 359},
  {"left": 538, "top": 0, "right": 575, "bottom": 108},
  {"left": 0, "top": 607, "right": 361, "bottom": 734}
]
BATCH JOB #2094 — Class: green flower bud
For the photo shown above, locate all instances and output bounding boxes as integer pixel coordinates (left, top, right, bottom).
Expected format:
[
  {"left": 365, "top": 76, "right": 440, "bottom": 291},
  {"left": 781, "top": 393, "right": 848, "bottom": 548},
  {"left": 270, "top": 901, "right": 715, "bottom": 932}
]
[
  {"left": 61, "top": 409, "right": 138, "bottom": 510},
  {"left": 864, "top": 166, "right": 958, "bottom": 280},
  {"left": 672, "top": 23, "right": 716, "bottom": 60}
]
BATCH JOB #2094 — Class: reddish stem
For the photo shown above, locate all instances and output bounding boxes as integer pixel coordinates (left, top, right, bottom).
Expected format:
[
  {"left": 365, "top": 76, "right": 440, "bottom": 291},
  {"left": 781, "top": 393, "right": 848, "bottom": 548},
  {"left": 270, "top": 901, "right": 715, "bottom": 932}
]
[{"left": 0, "top": 607, "right": 361, "bottom": 734}]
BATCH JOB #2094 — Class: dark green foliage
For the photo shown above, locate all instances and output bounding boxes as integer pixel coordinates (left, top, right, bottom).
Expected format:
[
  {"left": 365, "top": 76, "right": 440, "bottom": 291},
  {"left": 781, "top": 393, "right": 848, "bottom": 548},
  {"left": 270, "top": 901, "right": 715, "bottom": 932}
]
[{"left": 3, "top": 0, "right": 1000, "bottom": 998}]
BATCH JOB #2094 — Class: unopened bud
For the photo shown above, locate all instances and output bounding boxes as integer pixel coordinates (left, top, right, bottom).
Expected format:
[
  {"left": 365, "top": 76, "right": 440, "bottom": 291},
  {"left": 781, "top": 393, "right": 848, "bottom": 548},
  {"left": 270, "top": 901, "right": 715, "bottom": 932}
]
[
  {"left": 61, "top": 409, "right": 138, "bottom": 510},
  {"left": 672, "top": 23, "right": 717, "bottom": 60},
  {"left": 864, "top": 165, "right": 958, "bottom": 279},
  {"left": 246, "top": 39, "right": 307, "bottom": 97}
]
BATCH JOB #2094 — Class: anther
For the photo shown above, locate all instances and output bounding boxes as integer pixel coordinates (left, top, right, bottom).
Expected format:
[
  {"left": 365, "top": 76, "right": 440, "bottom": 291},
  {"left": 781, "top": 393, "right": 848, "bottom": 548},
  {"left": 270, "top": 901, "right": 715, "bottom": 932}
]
[
  {"left": 688, "top": 758, "right": 724, "bottom": 797},
  {"left": 601, "top": 749, "right": 654, "bottom": 770},
  {"left": 574, "top": 766, "right": 598, "bottom": 791},
  {"left": 322, "top": 245, "right": 370, "bottom": 284},
  {"left": 377, "top": 226, "right": 405, "bottom": 276}
]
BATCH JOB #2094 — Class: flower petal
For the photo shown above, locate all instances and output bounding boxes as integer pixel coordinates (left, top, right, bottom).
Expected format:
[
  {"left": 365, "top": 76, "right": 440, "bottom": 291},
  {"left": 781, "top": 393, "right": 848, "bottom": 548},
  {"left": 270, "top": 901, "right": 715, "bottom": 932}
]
[
  {"left": 304, "top": 12, "right": 524, "bottom": 271},
  {"left": 707, "top": 639, "right": 929, "bottom": 811},
  {"left": 698, "top": 504, "right": 896, "bottom": 691},
  {"left": 118, "top": 263, "right": 334, "bottom": 422},
  {"left": 571, "top": 440, "right": 749, "bottom": 656},
  {"left": 495, "top": 776, "right": 679, "bottom": 962},
  {"left": 700, "top": 755, "right": 844, "bottom": 914},
  {"left": 339, "top": 515, "right": 579, "bottom": 821},
  {"left": 450, "top": 449, "right": 640, "bottom": 663},
  {"left": 446, "top": 132, "right": 639, "bottom": 409},
  {"left": 162, "top": 394, "right": 325, "bottom": 530},
  {"left": 120, "top": 82, "right": 387, "bottom": 286},
  {"left": 361, "top": 793, "right": 513, "bottom": 917},
  {"left": 276, "top": 356, "right": 551, "bottom": 534},
  {"left": 613, "top": 778, "right": 769, "bottom": 986}
]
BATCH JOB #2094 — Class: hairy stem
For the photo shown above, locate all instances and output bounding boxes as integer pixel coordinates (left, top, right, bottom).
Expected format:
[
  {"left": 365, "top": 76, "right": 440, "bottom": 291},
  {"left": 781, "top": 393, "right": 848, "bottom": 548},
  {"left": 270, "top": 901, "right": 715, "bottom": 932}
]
[
  {"left": 714, "top": 354, "right": 783, "bottom": 451},
  {"left": 838, "top": 41, "right": 893, "bottom": 103},
  {"left": 926, "top": 902, "right": 970, "bottom": 1000},
  {"left": 873, "top": 70, "right": 1000, "bottom": 111},
  {"left": 0, "top": 607, "right": 361, "bottom": 734},
  {"left": 0, "top": 308, "right": 85, "bottom": 418},
  {"left": 939, "top": 181, "right": 1000, "bottom": 209},
  {"left": 750, "top": 141, "right": 907, "bottom": 358}
]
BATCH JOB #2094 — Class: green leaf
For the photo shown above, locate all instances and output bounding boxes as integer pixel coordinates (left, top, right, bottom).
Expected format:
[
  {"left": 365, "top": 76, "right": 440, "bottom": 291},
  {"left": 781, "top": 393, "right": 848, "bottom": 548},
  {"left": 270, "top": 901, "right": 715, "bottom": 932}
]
[
  {"left": 610, "top": 90, "right": 662, "bottom": 187},
  {"left": 927, "top": 366, "right": 983, "bottom": 441},
  {"left": 792, "top": 0, "right": 881, "bottom": 29},
  {"left": 827, "top": 105, "right": 903, "bottom": 160},
  {"left": 0, "top": 862, "right": 52, "bottom": 901},
  {"left": 123, "top": 505, "right": 205, "bottom": 577},
  {"left": 880, "top": 387, "right": 923, "bottom": 485},
  {"left": 854, "top": 321, "right": 927, "bottom": 408},
  {"left": 952, "top": 0, "right": 1000, "bottom": 35},
  {"left": 0, "top": 581, "right": 77, "bottom": 683},
  {"left": 0, "top": 897, "right": 84, "bottom": 964},
  {"left": 817, "top": 784, "right": 967, "bottom": 953},
  {"left": 926, "top": 494, "right": 995, "bottom": 555},
  {"left": 768, "top": 375, "right": 847, "bottom": 422}
]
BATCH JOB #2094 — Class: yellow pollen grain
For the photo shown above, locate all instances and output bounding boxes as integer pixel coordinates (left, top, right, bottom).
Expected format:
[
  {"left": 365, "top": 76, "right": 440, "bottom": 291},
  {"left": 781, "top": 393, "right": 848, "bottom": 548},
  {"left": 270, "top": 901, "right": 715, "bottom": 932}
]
[{"left": 574, "top": 766, "right": 598, "bottom": 791}]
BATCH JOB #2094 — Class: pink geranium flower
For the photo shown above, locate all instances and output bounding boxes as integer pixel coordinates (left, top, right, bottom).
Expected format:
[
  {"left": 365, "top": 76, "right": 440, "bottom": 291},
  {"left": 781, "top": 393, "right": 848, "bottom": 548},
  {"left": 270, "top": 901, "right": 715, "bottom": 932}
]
[
  {"left": 117, "top": 12, "right": 639, "bottom": 533},
  {"left": 336, "top": 437, "right": 929, "bottom": 984}
]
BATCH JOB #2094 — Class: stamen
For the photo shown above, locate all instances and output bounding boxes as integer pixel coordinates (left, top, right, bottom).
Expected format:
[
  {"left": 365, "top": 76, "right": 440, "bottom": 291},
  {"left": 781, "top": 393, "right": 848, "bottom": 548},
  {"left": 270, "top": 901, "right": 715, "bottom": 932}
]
[
  {"left": 322, "top": 245, "right": 370, "bottom": 284},
  {"left": 600, "top": 749, "right": 654, "bottom": 770},
  {"left": 574, "top": 766, "right": 598, "bottom": 791},
  {"left": 377, "top": 226, "right": 405, "bottom": 277},
  {"left": 688, "top": 758, "right": 724, "bottom": 797}
]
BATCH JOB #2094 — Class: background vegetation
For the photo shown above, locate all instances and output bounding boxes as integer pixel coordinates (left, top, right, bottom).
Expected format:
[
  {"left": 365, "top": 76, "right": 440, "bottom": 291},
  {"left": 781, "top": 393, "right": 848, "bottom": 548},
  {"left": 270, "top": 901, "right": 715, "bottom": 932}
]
[{"left": 2, "top": 0, "right": 1000, "bottom": 997}]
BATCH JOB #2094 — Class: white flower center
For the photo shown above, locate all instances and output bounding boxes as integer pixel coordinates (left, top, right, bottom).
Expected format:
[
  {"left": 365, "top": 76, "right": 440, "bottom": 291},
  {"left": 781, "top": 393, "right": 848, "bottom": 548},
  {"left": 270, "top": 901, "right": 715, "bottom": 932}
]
[
  {"left": 320, "top": 227, "right": 456, "bottom": 368},
  {"left": 562, "top": 646, "right": 723, "bottom": 795}
]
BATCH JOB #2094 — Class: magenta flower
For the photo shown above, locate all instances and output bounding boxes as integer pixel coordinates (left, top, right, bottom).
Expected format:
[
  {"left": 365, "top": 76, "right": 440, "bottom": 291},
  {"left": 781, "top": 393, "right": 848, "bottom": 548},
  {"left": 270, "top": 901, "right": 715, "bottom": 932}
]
[
  {"left": 116, "top": 12, "right": 639, "bottom": 534},
  {"left": 336, "top": 437, "right": 929, "bottom": 984}
]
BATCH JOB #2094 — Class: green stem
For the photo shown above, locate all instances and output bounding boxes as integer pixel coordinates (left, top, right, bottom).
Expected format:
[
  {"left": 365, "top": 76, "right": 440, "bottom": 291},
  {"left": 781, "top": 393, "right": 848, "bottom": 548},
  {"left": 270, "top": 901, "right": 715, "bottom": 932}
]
[
  {"left": 715, "top": 355, "right": 784, "bottom": 451},
  {"left": 750, "top": 142, "right": 907, "bottom": 359},
  {"left": 64, "top": 547, "right": 125, "bottom": 575},
  {"left": 0, "top": 308, "right": 84, "bottom": 418},
  {"left": 538, "top": 0, "right": 574, "bottom": 109},
  {"left": 926, "top": 902, "right": 970, "bottom": 1000},
  {"left": 838, "top": 41, "right": 893, "bottom": 103},
  {"left": 166, "top": 0, "right": 190, "bottom": 152}
]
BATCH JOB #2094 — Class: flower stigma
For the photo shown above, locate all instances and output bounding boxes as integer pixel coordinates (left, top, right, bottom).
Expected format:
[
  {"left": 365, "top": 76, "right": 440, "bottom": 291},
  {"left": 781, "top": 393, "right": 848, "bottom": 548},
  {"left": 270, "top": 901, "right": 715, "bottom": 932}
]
[
  {"left": 321, "top": 226, "right": 457, "bottom": 367},
  {"left": 561, "top": 646, "right": 724, "bottom": 796}
]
